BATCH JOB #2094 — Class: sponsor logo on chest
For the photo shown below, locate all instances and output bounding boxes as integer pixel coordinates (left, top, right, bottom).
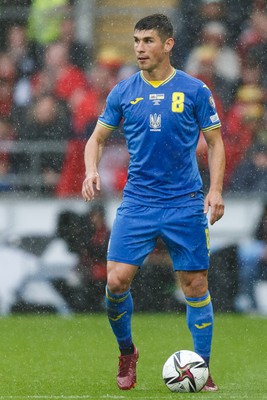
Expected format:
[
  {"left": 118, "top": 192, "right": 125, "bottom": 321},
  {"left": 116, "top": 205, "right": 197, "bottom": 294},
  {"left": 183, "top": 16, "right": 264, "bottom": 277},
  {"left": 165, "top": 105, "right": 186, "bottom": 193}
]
[{"left": 149, "top": 93, "right": 165, "bottom": 105}]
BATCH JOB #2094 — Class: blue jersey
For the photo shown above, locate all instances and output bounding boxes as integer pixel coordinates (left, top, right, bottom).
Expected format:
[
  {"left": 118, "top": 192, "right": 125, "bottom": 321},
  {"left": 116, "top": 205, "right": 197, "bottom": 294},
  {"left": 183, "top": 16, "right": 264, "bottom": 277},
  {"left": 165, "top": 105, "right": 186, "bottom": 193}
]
[{"left": 98, "top": 69, "right": 221, "bottom": 207}]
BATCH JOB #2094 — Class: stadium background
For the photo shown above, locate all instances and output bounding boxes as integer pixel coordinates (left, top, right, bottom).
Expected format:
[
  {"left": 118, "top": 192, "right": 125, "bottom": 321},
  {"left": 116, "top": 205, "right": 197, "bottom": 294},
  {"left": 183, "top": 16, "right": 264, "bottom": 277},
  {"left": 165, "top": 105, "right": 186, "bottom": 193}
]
[{"left": 0, "top": 0, "right": 266, "bottom": 316}]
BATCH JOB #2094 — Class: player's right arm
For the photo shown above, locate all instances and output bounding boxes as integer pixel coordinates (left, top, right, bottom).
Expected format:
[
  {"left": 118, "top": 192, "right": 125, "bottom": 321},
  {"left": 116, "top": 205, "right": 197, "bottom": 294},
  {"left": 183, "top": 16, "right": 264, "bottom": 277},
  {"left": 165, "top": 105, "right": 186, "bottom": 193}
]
[{"left": 82, "top": 124, "right": 112, "bottom": 201}]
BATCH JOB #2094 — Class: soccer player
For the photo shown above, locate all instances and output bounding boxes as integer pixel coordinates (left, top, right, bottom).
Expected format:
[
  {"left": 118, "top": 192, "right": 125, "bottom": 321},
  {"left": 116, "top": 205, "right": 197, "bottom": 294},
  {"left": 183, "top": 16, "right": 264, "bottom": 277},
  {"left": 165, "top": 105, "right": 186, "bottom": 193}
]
[{"left": 82, "top": 14, "right": 225, "bottom": 391}]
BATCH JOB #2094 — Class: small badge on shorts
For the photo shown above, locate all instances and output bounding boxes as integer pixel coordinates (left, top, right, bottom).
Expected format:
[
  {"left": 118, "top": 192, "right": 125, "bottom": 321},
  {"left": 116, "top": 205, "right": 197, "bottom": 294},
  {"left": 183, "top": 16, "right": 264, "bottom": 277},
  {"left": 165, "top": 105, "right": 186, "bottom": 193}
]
[{"left": 190, "top": 192, "right": 196, "bottom": 198}]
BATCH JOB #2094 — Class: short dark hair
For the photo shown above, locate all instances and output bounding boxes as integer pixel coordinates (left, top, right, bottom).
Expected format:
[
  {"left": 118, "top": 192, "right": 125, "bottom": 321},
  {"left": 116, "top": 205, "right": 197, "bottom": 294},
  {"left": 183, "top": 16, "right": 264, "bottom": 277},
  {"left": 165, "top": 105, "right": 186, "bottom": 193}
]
[{"left": 134, "top": 14, "right": 173, "bottom": 41}]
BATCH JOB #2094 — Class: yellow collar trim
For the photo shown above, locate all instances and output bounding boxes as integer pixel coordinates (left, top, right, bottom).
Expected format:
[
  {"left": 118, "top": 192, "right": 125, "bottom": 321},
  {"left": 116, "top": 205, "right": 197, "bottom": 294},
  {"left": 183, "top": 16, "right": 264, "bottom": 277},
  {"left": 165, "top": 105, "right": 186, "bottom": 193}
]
[{"left": 141, "top": 68, "right": 176, "bottom": 87}]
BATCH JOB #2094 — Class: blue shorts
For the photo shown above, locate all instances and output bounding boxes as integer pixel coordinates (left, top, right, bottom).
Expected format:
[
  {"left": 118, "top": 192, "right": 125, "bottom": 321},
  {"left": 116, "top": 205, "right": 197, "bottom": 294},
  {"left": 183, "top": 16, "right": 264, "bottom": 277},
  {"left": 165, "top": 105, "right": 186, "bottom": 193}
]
[{"left": 107, "top": 201, "right": 210, "bottom": 271}]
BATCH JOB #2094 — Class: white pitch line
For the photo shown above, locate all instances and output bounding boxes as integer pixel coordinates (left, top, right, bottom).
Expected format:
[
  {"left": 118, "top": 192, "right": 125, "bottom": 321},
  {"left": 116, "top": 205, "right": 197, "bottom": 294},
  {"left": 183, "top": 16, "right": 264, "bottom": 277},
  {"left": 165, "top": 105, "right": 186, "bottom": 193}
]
[
  {"left": 0, "top": 396, "right": 128, "bottom": 400},
  {"left": 0, "top": 395, "right": 265, "bottom": 400},
  {"left": 0, "top": 397, "right": 126, "bottom": 400}
]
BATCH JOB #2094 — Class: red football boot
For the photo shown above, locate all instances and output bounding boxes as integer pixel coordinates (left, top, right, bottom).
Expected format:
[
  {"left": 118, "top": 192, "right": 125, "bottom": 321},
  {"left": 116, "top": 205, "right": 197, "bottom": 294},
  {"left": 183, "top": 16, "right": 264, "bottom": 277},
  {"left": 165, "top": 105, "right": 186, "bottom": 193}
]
[
  {"left": 117, "top": 346, "right": 139, "bottom": 390},
  {"left": 202, "top": 374, "right": 219, "bottom": 391}
]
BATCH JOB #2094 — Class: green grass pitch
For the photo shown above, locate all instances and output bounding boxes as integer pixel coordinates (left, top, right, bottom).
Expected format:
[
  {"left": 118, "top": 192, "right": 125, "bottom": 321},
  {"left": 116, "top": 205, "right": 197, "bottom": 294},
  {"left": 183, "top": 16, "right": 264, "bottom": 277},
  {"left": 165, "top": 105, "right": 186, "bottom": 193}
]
[{"left": 0, "top": 313, "right": 266, "bottom": 399}]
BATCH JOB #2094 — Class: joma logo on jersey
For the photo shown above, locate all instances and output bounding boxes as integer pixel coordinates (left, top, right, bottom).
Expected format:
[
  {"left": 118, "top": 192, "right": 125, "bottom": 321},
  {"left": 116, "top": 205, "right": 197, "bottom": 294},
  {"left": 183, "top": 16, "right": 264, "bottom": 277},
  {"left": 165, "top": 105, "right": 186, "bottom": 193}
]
[
  {"left": 130, "top": 97, "right": 144, "bottom": 105},
  {"left": 149, "top": 113, "right": 161, "bottom": 131}
]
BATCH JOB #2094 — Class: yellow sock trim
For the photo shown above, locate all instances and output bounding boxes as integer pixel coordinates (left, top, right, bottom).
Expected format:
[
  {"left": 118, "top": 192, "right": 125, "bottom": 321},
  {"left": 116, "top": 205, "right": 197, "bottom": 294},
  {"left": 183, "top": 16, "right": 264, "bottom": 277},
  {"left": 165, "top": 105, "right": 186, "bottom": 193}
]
[
  {"left": 105, "top": 288, "right": 130, "bottom": 303},
  {"left": 185, "top": 294, "right": 211, "bottom": 308}
]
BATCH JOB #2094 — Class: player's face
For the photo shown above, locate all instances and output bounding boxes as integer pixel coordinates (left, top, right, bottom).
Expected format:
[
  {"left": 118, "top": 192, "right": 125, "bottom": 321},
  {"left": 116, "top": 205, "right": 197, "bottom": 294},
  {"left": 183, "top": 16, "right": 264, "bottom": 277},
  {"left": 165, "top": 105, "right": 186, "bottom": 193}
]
[{"left": 133, "top": 29, "right": 170, "bottom": 72}]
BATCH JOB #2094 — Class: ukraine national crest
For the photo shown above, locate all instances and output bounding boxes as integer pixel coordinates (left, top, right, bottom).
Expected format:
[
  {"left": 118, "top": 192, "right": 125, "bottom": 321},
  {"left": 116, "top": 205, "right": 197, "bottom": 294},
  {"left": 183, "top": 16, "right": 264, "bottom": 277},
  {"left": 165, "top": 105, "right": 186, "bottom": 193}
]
[{"left": 149, "top": 113, "right": 161, "bottom": 131}]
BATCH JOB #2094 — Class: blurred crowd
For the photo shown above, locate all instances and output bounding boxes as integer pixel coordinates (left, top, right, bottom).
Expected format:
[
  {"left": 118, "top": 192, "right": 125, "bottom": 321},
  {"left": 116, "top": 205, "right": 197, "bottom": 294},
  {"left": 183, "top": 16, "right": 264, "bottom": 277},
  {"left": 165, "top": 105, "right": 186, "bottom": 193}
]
[
  {"left": 173, "top": 0, "right": 267, "bottom": 193},
  {"left": 0, "top": 0, "right": 132, "bottom": 196},
  {"left": 0, "top": 0, "right": 267, "bottom": 197}
]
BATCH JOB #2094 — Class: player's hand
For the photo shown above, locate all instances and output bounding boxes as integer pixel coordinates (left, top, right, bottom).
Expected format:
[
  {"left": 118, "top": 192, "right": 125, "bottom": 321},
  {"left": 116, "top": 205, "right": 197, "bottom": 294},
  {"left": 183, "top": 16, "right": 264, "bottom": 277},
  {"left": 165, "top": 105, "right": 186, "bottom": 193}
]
[
  {"left": 204, "top": 191, "right": 224, "bottom": 225},
  {"left": 82, "top": 172, "right": 101, "bottom": 201}
]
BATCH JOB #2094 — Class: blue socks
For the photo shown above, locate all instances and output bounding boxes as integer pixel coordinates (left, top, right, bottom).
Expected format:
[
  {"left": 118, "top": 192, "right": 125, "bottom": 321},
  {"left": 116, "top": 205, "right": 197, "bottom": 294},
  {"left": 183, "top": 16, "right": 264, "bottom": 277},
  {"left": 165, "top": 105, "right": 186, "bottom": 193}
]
[
  {"left": 105, "top": 286, "right": 133, "bottom": 349},
  {"left": 105, "top": 286, "right": 213, "bottom": 364},
  {"left": 185, "top": 291, "right": 214, "bottom": 366}
]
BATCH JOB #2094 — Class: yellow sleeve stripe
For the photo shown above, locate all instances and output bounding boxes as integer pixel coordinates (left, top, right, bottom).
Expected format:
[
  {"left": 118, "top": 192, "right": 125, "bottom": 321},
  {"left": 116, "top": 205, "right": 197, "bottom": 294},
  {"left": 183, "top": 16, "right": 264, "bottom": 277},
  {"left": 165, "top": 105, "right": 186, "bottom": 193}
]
[
  {"left": 201, "top": 123, "right": 221, "bottom": 132},
  {"left": 97, "top": 120, "right": 118, "bottom": 130},
  {"left": 105, "top": 288, "right": 130, "bottom": 303},
  {"left": 185, "top": 294, "right": 211, "bottom": 308}
]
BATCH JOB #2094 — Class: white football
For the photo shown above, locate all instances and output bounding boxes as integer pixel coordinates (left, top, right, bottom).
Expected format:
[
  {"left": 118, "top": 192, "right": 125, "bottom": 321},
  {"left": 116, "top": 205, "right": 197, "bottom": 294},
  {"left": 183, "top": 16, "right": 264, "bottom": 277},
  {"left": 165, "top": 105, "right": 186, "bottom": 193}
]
[{"left": 162, "top": 350, "right": 209, "bottom": 392}]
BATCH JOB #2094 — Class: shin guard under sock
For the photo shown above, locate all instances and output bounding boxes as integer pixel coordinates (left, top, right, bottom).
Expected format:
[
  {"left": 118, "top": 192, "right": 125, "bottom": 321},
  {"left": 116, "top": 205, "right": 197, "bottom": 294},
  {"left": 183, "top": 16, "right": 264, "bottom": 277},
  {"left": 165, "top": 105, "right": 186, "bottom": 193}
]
[
  {"left": 105, "top": 286, "right": 133, "bottom": 350},
  {"left": 185, "top": 291, "right": 214, "bottom": 366}
]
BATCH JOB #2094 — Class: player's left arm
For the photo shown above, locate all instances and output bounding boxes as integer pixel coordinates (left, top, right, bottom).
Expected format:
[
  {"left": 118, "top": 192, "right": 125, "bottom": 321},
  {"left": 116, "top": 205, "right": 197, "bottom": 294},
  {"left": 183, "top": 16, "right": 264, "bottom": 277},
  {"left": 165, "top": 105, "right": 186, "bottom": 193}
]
[{"left": 202, "top": 127, "right": 225, "bottom": 225}]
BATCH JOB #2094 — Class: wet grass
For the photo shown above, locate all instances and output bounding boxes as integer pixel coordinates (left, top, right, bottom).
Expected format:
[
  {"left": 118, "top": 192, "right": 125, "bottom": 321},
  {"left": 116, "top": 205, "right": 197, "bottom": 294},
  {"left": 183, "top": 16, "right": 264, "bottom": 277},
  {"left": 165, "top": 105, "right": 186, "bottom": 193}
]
[{"left": 0, "top": 313, "right": 266, "bottom": 399}]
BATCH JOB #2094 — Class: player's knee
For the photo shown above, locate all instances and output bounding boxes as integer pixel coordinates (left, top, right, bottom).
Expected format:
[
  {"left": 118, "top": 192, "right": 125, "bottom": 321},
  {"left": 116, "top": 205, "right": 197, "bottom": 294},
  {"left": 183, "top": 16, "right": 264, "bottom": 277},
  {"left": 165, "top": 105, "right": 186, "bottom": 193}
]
[
  {"left": 107, "top": 271, "right": 131, "bottom": 294},
  {"left": 180, "top": 272, "right": 208, "bottom": 298},
  {"left": 107, "top": 261, "right": 137, "bottom": 294}
]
